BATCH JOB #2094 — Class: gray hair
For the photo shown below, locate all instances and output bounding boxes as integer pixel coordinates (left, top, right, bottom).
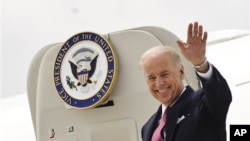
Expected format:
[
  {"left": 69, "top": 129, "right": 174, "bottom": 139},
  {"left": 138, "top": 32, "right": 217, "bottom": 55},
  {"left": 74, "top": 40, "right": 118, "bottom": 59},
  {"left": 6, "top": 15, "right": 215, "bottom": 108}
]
[{"left": 139, "top": 45, "right": 183, "bottom": 69}]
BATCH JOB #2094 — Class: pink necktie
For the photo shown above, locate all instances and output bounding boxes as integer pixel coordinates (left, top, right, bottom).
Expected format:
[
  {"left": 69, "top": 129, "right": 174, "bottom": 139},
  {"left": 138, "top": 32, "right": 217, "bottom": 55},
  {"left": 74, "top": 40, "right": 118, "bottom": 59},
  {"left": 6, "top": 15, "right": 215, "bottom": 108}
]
[{"left": 151, "top": 112, "right": 167, "bottom": 141}]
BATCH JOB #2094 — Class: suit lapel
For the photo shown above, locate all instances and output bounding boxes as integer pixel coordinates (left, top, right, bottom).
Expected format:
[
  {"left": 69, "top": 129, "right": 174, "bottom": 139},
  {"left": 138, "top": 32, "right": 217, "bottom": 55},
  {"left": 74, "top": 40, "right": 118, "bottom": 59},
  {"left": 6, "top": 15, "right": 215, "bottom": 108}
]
[
  {"left": 165, "top": 86, "right": 194, "bottom": 141},
  {"left": 143, "top": 106, "right": 162, "bottom": 141}
]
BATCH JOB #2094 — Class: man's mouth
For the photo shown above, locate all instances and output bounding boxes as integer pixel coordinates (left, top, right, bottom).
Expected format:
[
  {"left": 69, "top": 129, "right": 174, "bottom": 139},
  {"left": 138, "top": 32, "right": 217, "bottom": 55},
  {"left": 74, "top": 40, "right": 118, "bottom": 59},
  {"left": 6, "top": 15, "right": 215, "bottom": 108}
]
[
  {"left": 159, "top": 88, "right": 167, "bottom": 93},
  {"left": 156, "top": 87, "right": 169, "bottom": 94}
]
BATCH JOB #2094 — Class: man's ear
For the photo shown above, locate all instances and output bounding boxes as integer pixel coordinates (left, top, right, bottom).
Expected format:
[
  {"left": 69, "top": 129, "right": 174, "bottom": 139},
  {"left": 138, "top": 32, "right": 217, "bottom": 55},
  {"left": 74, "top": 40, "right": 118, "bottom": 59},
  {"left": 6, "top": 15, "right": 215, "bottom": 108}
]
[{"left": 180, "top": 65, "right": 185, "bottom": 80}]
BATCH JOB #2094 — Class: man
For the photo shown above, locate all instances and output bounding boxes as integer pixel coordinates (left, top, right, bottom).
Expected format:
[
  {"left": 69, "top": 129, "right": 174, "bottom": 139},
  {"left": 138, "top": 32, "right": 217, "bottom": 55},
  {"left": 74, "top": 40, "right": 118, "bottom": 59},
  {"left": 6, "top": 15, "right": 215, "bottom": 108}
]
[{"left": 140, "top": 22, "right": 232, "bottom": 141}]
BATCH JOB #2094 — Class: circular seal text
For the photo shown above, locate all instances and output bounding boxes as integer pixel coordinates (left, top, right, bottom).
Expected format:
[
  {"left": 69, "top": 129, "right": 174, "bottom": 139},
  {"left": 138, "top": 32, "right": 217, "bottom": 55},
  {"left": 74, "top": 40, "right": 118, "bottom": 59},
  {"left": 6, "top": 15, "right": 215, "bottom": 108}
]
[{"left": 54, "top": 32, "right": 118, "bottom": 109}]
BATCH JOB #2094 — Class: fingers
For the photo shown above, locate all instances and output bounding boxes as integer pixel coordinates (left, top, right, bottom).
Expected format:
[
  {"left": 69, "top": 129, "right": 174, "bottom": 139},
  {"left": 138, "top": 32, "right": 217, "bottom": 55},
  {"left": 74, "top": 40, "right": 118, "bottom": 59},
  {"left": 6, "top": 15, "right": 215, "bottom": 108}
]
[
  {"left": 187, "top": 21, "right": 207, "bottom": 42},
  {"left": 202, "top": 31, "right": 208, "bottom": 43},
  {"left": 187, "top": 23, "right": 193, "bottom": 41},
  {"left": 193, "top": 22, "right": 198, "bottom": 38},
  {"left": 198, "top": 25, "right": 203, "bottom": 38}
]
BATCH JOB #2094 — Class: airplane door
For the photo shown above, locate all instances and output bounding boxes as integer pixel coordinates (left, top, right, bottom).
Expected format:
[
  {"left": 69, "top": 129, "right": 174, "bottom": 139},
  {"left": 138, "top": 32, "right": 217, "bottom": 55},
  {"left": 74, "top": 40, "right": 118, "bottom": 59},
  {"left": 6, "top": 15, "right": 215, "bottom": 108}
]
[{"left": 27, "top": 27, "right": 199, "bottom": 141}]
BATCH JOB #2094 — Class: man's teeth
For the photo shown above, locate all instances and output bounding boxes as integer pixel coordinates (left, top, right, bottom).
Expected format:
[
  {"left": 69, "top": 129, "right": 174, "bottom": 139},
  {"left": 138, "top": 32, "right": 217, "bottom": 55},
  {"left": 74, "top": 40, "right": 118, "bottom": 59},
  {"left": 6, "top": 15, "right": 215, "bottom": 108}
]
[{"left": 158, "top": 88, "right": 168, "bottom": 93}]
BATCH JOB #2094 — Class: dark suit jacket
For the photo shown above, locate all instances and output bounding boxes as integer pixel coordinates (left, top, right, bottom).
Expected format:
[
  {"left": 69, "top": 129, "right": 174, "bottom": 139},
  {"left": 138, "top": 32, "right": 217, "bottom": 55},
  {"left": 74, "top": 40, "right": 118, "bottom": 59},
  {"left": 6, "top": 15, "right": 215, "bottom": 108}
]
[{"left": 141, "top": 65, "right": 232, "bottom": 141}]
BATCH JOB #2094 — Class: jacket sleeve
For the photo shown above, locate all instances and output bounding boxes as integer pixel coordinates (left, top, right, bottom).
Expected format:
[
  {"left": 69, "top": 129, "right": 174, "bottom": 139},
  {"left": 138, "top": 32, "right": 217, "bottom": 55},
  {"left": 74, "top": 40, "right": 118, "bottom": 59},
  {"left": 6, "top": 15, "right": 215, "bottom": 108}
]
[{"left": 197, "top": 64, "right": 232, "bottom": 124}]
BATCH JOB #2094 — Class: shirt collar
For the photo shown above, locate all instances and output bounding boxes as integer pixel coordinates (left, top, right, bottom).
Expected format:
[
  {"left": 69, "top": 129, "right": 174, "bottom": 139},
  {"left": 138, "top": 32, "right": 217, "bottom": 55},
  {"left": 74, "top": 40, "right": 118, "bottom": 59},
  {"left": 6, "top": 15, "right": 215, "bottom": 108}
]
[{"left": 161, "top": 86, "right": 186, "bottom": 117}]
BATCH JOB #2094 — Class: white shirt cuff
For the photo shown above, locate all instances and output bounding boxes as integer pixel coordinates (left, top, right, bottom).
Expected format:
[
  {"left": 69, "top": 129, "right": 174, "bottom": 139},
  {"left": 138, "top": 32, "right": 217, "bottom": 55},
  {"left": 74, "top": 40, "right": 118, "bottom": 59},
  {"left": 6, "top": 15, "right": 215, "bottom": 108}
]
[{"left": 196, "top": 63, "right": 213, "bottom": 80}]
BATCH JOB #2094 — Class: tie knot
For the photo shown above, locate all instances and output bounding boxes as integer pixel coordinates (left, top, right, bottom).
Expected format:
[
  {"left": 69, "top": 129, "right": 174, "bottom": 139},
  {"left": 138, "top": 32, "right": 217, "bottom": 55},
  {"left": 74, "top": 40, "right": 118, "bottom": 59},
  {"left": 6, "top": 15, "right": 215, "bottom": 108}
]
[
  {"left": 161, "top": 108, "right": 168, "bottom": 120},
  {"left": 160, "top": 111, "right": 167, "bottom": 124}
]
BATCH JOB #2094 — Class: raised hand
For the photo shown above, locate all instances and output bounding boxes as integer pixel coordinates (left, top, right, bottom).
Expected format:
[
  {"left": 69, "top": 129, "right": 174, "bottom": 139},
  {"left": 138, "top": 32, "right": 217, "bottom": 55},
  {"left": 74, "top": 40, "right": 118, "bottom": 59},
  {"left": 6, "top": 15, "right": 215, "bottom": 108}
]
[{"left": 176, "top": 22, "right": 208, "bottom": 66}]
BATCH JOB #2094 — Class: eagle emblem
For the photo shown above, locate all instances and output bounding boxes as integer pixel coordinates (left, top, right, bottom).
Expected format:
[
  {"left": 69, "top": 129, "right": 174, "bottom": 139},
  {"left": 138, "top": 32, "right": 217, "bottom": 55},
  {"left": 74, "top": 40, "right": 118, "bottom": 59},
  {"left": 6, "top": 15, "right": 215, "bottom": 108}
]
[
  {"left": 54, "top": 32, "right": 118, "bottom": 109},
  {"left": 68, "top": 47, "right": 99, "bottom": 89}
]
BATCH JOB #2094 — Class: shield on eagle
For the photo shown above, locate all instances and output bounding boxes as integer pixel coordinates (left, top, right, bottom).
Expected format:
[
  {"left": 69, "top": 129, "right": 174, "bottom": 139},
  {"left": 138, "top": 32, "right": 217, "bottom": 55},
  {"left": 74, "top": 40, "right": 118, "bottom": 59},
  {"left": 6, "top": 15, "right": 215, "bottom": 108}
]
[{"left": 69, "top": 47, "right": 99, "bottom": 87}]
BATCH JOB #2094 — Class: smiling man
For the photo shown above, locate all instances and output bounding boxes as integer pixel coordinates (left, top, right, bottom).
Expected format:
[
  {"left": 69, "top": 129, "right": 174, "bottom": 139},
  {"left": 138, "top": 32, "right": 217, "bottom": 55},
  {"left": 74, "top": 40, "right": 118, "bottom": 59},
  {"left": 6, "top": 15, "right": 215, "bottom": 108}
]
[{"left": 140, "top": 22, "right": 232, "bottom": 141}]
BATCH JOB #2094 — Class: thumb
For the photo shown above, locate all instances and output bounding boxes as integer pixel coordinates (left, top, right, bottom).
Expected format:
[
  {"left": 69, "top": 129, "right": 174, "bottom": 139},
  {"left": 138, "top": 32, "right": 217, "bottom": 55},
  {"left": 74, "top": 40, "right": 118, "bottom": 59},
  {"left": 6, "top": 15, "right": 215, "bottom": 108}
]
[{"left": 176, "top": 40, "right": 186, "bottom": 52}]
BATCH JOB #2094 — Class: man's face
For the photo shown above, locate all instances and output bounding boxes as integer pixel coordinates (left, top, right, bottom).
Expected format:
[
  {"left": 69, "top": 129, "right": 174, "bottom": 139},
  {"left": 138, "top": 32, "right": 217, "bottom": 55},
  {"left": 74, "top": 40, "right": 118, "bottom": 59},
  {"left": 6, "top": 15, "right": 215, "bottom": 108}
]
[{"left": 142, "top": 52, "right": 185, "bottom": 106}]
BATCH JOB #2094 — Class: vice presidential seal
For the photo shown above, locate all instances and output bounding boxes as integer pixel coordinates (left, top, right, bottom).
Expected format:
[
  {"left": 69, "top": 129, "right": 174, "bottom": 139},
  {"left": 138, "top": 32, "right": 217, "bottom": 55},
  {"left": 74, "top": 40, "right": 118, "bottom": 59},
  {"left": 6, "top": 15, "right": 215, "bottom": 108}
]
[{"left": 54, "top": 32, "right": 118, "bottom": 109}]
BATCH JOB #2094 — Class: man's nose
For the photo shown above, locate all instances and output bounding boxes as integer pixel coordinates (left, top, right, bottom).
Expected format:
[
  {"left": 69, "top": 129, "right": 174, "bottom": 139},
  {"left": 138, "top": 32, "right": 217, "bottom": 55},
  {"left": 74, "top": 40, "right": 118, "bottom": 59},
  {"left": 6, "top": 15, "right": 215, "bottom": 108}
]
[{"left": 155, "top": 77, "right": 165, "bottom": 87}]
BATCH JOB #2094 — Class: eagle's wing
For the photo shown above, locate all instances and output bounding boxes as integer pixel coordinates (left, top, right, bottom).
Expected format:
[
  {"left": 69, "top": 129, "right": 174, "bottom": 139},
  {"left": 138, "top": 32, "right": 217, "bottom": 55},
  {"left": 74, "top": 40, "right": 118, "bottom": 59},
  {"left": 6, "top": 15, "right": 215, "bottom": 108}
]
[
  {"left": 89, "top": 55, "right": 99, "bottom": 77},
  {"left": 69, "top": 61, "right": 78, "bottom": 79}
]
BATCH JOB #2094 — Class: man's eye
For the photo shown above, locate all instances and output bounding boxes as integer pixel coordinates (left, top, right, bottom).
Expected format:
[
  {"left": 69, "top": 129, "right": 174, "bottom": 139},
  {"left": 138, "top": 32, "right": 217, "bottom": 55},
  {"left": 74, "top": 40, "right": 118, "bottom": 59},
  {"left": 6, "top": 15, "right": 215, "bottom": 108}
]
[
  {"left": 161, "top": 73, "right": 168, "bottom": 77},
  {"left": 148, "top": 77, "right": 155, "bottom": 81}
]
